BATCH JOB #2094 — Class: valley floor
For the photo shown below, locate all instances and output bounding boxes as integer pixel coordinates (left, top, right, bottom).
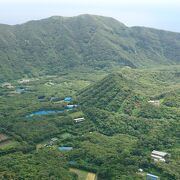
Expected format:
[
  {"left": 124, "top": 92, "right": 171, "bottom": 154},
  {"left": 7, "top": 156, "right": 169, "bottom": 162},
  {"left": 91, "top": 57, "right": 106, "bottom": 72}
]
[{"left": 0, "top": 66, "right": 179, "bottom": 179}]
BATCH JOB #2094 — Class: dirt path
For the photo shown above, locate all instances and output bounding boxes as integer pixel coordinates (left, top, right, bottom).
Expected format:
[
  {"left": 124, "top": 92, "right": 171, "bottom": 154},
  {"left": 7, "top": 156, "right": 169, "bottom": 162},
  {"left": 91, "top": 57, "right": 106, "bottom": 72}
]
[{"left": 86, "top": 172, "right": 96, "bottom": 180}]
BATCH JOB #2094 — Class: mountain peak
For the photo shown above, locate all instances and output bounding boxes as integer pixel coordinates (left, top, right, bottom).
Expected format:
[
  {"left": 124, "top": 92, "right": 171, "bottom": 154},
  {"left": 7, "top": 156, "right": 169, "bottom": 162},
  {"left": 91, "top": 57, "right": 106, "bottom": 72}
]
[
  {"left": 0, "top": 14, "right": 180, "bottom": 81},
  {"left": 79, "top": 72, "right": 143, "bottom": 114}
]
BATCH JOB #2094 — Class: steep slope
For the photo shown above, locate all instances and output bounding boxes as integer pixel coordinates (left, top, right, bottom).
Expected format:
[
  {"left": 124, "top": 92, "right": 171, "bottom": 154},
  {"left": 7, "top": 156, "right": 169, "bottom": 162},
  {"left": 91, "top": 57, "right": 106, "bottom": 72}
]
[
  {"left": 78, "top": 71, "right": 180, "bottom": 119},
  {"left": 0, "top": 14, "right": 180, "bottom": 81},
  {"left": 79, "top": 73, "right": 146, "bottom": 115}
]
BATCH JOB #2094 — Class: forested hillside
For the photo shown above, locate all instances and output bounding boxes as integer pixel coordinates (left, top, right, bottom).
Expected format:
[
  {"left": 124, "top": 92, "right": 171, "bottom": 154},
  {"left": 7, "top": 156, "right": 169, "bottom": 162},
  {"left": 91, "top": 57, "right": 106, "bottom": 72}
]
[
  {"left": 0, "top": 67, "right": 180, "bottom": 179},
  {"left": 0, "top": 14, "right": 180, "bottom": 180},
  {"left": 79, "top": 68, "right": 180, "bottom": 119},
  {"left": 0, "top": 14, "right": 180, "bottom": 81}
]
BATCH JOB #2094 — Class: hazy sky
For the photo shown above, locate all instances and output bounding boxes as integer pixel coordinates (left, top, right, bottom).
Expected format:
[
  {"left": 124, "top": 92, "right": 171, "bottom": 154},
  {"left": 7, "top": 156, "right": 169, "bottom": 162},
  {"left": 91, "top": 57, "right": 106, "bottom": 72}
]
[{"left": 0, "top": 0, "right": 180, "bottom": 32}]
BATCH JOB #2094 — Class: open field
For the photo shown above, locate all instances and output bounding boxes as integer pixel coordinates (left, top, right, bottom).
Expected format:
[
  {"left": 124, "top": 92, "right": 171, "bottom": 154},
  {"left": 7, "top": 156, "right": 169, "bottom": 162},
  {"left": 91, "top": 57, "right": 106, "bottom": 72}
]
[
  {"left": 70, "top": 168, "right": 88, "bottom": 180},
  {"left": 0, "top": 140, "right": 19, "bottom": 150},
  {"left": 70, "top": 168, "right": 96, "bottom": 180},
  {"left": 0, "top": 66, "right": 179, "bottom": 179},
  {"left": 86, "top": 172, "right": 97, "bottom": 180}
]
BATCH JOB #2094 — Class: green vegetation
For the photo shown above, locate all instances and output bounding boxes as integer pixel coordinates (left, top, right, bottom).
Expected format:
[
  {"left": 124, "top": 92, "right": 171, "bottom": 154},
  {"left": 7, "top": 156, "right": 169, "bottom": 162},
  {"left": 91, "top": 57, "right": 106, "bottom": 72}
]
[
  {"left": 0, "top": 67, "right": 179, "bottom": 179},
  {"left": 0, "top": 15, "right": 180, "bottom": 179},
  {"left": 0, "top": 15, "right": 180, "bottom": 81},
  {"left": 0, "top": 150, "right": 76, "bottom": 180},
  {"left": 70, "top": 168, "right": 89, "bottom": 180},
  {"left": 70, "top": 168, "right": 97, "bottom": 180},
  {"left": 0, "top": 140, "right": 19, "bottom": 151}
]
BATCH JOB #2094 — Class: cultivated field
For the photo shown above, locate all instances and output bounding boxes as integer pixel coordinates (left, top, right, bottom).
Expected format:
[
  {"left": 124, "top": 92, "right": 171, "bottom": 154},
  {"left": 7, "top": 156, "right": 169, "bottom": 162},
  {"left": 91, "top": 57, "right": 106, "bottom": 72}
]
[
  {"left": 0, "top": 140, "right": 18, "bottom": 150},
  {"left": 70, "top": 168, "right": 96, "bottom": 180},
  {"left": 86, "top": 172, "right": 96, "bottom": 180}
]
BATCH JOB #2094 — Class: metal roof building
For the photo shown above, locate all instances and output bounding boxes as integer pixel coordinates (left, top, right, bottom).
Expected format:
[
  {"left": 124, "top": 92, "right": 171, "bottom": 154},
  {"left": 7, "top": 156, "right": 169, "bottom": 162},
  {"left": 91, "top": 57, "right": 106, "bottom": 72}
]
[{"left": 146, "top": 173, "right": 159, "bottom": 180}]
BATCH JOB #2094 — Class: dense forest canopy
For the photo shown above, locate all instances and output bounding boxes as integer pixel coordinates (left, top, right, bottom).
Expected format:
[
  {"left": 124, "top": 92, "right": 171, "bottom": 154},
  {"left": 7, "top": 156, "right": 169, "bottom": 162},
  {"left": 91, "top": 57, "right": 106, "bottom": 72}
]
[
  {"left": 0, "top": 14, "right": 180, "bottom": 81},
  {"left": 0, "top": 15, "right": 179, "bottom": 180}
]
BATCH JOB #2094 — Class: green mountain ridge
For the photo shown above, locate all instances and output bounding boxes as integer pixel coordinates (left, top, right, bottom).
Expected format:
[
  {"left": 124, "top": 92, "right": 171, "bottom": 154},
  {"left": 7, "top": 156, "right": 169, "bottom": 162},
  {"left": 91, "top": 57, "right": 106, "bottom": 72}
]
[
  {"left": 0, "top": 67, "right": 180, "bottom": 179},
  {"left": 79, "top": 73, "right": 150, "bottom": 118},
  {"left": 79, "top": 70, "right": 180, "bottom": 119},
  {"left": 79, "top": 73, "right": 144, "bottom": 114},
  {"left": 0, "top": 14, "right": 180, "bottom": 81}
]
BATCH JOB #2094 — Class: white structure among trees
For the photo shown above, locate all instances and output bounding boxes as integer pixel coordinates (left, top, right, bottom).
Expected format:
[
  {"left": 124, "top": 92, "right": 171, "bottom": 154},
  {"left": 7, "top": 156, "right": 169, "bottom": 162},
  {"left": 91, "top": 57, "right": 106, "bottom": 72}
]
[{"left": 151, "top": 150, "right": 169, "bottom": 162}]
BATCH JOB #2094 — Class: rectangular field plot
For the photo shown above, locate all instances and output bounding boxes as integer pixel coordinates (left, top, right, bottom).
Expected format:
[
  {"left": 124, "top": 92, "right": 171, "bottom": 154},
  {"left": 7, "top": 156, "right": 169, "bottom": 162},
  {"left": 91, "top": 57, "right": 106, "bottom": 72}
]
[
  {"left": 70, "top": 168, "right": 96, "bottom": 180},
  {"left": 0, "top": 140, "right": 19, "bottom": 150}
]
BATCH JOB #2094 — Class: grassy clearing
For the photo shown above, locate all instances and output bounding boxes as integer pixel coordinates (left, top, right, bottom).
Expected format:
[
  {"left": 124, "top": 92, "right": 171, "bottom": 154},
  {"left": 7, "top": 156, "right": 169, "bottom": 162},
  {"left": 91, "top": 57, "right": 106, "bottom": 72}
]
[
  {"left": 36, "top": 144, "right": 44, "bottom": 152},
  {"left": 86, "top": 172, "right": 97, "bottom": 180},
  {"left": 70, "top": 168, "right": 88, "bottom": 180},
  {"left": 60, "top": 133, "right": 72, "bottom": 139},
  {"left": 69, "top": 168, "right": 97, "bottom": 180},
  {"left": 69, "top": 111, "right": 84, "bottom": 119},
  {"left": 0, "top": 140, "right": 19, "bottom": 150}
]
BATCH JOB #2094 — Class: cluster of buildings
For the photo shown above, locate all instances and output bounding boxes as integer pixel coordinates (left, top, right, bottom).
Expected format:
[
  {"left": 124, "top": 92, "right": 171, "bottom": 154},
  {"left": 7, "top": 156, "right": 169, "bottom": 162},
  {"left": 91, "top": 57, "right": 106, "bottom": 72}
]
[
  {"left": 38, "top": 96, "right": 73, "bottom": 103},
  {"left": 37, "top": 96, "right": 84, "bottom": 122},
  {"left": 1, "top": 82, "right": 27, "bottom": 95},
  {"left": 138, "top": 150, "right": 170, "bottom": 179},
  {"left": 148, "top": 150, "right": 170, "bottom": 179},
  {"left": 1, "top": 82, "right": 14, "bottom": 89}
]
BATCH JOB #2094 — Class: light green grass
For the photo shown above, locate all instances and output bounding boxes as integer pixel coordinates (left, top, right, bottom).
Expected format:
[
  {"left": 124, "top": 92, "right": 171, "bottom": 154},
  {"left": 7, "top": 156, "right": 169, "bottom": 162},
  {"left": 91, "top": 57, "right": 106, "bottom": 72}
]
[
  {"left": 0, "top": 140, "right": 19, "bottom": 150},
  {"left": 60, "top": 133, "right": 72, "bottom": 139},
  {"left": 70, "top": 168, "right": 88, "bottom": 180},
  {"left": 69, "top": 111, "right": 84, "bottom": 119}
]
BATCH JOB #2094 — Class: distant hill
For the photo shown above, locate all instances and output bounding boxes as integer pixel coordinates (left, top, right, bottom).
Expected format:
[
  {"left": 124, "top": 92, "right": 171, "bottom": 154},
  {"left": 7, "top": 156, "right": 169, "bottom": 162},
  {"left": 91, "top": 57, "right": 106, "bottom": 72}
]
[
  {"left": 79, "top": 69, "right": 180, "bottom": 119},
  {"left": 79, "top": 73, "right": 146, "bottom": 115},
  {"left": 0, "top": 14, "right": 180, "bottom": 81}
]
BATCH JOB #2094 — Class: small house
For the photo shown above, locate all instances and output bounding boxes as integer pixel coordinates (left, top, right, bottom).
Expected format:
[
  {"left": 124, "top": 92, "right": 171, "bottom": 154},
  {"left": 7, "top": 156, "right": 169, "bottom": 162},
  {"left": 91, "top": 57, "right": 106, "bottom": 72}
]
[
  {"left": 1, "top": 82, "right": 14, "bottom": 89},
  {"left": 64, "top": 97, "right": 72, "bottom": 102},
  {"left": 66, "top": 104, "right": 78, "bottom": 108},
  {"left": 38, "top": 96, "right": 46, "bottom": 101},
  {"left": 74, "top": 117, "right": 85, "bottom": 123},
  {"left": 148, "top": 100, "right": 160, "bottom": 106},
  {"left": 146, "top": 173, "right": 159, "bottom": 180},
  {"left": 151, "top": 150, "right": 169, "bottom": 162},
  {"left": 58, "top": 147, "right": 73, "bottom": 151}
]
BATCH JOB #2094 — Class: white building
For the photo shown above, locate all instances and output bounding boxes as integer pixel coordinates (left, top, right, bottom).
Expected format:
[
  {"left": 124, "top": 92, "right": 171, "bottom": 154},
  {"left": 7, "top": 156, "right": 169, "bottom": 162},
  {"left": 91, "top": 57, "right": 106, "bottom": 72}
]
[
  {"left": 148, "top": 100, "right": 160, "bottom": 106},
  {"left": 146, "top": 173, "right": 159, "bottom": 180},
  {"left": 1, "top": 82, "right": 14, "bottom": 89},
  {"left": 74, "top": 117, "right": 85, "bottom": 123},
  {"left": 151, "top": 150, "right": 169, "bottom": 162},
  {"left": 18, "top": 79, "right": 30, "bottom": 84},
  {"left": 67, "top": 104, "right": 78, "bottom": 108}
]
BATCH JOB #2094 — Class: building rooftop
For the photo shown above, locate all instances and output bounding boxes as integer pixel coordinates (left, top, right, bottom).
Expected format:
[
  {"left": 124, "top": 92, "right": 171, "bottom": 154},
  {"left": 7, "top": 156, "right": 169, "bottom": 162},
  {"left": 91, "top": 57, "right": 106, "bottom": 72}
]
[
  {"left": 58, "top": 147, "right": 73, "bottom": 151},
  {"left": 147, "top": 173, "right": 159, "bottom": 179},
  {"left": 152, "top": 150, "right": 168, "bottom": 157},
  {"left": 64, "top": 97, "right": 72, "bottom": 101}
]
